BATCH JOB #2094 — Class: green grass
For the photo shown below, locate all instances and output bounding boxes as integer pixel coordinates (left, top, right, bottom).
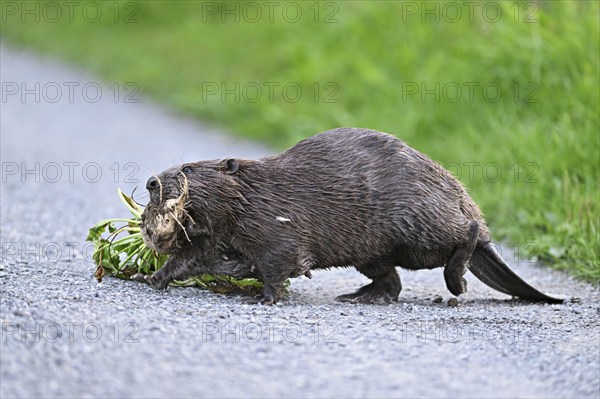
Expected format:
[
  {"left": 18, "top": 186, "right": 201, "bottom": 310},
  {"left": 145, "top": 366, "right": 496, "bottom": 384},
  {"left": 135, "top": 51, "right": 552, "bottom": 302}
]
[{"left": 2, "top": 0, "right": 598, "bottom": 282}]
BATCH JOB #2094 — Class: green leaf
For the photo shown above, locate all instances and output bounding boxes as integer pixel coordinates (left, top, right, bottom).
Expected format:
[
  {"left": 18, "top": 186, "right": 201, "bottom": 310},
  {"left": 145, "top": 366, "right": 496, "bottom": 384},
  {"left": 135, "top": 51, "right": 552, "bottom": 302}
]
[{"left": 117, "top": 188, "right": 143, "bottom": 218}]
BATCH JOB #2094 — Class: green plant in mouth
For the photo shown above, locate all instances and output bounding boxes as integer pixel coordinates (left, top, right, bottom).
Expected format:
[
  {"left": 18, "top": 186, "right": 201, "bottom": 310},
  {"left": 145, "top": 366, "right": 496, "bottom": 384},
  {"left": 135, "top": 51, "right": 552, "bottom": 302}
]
[{"left": 86, "top": 188, "right": 266, "bottom": 295}]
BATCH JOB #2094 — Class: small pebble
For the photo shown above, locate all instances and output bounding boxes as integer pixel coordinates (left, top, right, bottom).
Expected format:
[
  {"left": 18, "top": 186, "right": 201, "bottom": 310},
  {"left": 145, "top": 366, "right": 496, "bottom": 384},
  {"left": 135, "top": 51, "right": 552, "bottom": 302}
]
[{"left": 448, "top": 298, "right": 459, "bottom": 307}]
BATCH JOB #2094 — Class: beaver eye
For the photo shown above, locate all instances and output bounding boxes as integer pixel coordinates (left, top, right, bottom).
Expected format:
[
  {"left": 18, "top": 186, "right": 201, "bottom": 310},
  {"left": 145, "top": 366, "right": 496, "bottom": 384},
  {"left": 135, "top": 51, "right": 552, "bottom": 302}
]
[{"left": 182, "top": 166, "right": 193, "bottom": 174}]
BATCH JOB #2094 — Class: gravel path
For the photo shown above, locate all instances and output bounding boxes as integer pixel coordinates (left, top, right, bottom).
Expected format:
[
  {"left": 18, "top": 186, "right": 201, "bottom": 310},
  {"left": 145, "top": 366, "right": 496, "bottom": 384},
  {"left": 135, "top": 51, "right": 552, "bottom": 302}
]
[{"left": 1, "top": 44, "right": 599, "bottom": 399}]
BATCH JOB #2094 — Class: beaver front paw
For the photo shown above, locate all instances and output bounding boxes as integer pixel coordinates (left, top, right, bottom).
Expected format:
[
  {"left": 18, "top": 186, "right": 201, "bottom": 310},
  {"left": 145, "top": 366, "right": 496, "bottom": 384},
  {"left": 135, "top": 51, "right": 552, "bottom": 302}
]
[
  {"left": 245, "top": 284, "right": 282, "bottom": 305},
  {"left": 131, "top": 272, "right": 170, "bottom": 291}
]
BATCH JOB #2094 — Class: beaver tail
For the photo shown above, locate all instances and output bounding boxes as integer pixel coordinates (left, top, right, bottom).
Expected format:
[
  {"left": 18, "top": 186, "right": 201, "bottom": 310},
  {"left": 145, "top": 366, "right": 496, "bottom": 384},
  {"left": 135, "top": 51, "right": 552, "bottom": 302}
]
[{"left": 468, "top": 243, "right": 564, "bottom": 303}]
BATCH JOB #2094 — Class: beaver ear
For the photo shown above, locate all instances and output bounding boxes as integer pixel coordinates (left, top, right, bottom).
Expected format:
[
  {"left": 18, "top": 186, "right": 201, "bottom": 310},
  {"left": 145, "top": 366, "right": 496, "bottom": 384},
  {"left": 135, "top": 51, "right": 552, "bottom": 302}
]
[{"left": 224, "top": 158, "right": 239, "bottom": 175}]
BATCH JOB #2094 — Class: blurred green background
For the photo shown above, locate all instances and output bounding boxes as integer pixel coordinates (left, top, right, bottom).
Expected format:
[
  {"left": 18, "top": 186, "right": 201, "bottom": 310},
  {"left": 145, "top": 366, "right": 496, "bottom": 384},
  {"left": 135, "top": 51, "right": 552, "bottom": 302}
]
[{"left": 2, "top": 0, "right": 598, "bottom": 281}]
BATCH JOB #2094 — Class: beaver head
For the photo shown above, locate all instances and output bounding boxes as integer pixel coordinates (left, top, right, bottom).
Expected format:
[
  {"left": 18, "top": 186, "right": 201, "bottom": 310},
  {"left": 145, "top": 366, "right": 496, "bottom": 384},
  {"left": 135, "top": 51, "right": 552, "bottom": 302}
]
[{"left": 140, "top": 159, "right": 245, "bottom": 254}]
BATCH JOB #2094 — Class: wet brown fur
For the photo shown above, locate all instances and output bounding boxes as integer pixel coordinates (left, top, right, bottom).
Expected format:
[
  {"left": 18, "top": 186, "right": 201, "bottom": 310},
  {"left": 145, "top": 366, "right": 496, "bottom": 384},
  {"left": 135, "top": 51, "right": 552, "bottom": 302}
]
[{"left": 138, "top": 128, "right": 562, "bottom": 305}]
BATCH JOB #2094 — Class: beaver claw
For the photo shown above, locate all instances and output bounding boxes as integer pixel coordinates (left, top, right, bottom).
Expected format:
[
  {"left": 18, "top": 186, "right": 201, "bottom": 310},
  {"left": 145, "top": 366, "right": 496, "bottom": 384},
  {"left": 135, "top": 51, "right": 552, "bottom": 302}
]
[
  {"left": 131, "top": 273, "right": 169, "bottom": 291},
  {"left": 245, "top": 284, "right": 281, "bottom": 305},
  {"left": 246, "top": 294, "right": 276, "bottom": 306}
]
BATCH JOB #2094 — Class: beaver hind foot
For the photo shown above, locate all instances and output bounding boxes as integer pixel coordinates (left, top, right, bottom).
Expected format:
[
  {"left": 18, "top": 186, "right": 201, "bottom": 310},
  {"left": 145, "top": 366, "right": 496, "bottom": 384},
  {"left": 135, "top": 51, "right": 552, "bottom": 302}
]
[
  {"left": 444, "top": 221, "right": 479, "bottom": 296},
  {"left": 336, "top": 268, "right": 401, "bottom": 304}
]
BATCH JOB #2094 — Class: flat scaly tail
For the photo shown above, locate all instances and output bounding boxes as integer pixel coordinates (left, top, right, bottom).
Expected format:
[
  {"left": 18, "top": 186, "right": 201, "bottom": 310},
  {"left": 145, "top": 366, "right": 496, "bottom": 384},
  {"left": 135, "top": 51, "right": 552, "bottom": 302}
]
[{"left": 468, "top": 243, "right": 564, "bottom": 303}]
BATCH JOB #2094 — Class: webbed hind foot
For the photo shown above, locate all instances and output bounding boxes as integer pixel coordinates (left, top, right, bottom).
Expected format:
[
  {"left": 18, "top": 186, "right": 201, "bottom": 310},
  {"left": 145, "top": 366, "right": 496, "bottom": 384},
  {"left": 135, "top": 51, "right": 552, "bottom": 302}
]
[
  {"left": 336, "top": 268, "right": 401, "bottom": 304},
  {"left": 444, "top": 221, "right": 479, "bottom": 296}
]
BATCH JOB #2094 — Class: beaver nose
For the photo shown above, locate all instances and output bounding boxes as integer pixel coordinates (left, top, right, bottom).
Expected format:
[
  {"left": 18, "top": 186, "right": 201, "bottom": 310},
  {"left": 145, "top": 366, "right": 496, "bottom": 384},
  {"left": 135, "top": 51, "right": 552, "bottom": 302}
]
[{"left": 146, "top": 176, "right": 159, "bottom": 191}]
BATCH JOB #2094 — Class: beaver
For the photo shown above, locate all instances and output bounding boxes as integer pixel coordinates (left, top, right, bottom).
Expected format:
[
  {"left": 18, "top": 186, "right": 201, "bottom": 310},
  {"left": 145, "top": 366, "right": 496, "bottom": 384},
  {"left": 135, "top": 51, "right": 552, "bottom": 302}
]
[{"left": 135, "top": 127, "right": 563, "bottom": 305}]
